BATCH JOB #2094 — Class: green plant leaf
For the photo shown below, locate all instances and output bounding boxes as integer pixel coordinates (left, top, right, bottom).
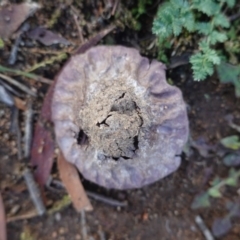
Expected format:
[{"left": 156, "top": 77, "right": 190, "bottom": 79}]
[
  {"left": 191, "top": 192, "right": 211, "bottom": 209},
  {"left": 226, "top": 0, "right": 236, "bottom": 8},
  {"left": 217, "top": 62, "right": 240, "bottom": 83},
  {"left": 209, "top": 31, "right": 228, "bottom": 44},
  {"left": 210, "top": 176, "right": 221, "bottom": 186},
  {"left": 228, "top": 168, "right": 238, "bottom": 178},
  {"left": 0, "top": 38, "right": 4, "bottom": 49},
  {"left": 195, "top": 22, "right": 212, "bottom": 35},
  {"left": 225, "top": 177, "right": 238, "bottom": 186},
  {"left": 220, "top": 135, "right": 240, "bottom": 150},
  {"left": 192, "top": 0, "right": 220, "bottom": 16},
  {"left": 208, "top": 188, "right": 222, "bottom": 198},
  {"left": 213, "top": 13, "right": 230, "bottom": 28},
  {"left": 217, "top": 62, "right": 240, "bottom": 97}
]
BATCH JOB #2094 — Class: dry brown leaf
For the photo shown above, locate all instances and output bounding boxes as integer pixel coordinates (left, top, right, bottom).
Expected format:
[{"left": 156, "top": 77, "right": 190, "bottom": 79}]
[
  {"left": 14, "top": 97, "right": 26, "bottom": 111},
  {"left": 0, "top": 2, "right": 40, "bottom": 39},
  {"left": 57, "top": 151, "right": 93, "bottom": 212},
  {"left": 0, "top": 192, "right": 7, "bottom": 240}
]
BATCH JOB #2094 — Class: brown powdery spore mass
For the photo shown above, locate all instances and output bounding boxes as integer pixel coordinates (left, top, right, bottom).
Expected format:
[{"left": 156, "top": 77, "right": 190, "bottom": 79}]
[{"left": 51, "top": 46, "right": 189, "bottom": 189}]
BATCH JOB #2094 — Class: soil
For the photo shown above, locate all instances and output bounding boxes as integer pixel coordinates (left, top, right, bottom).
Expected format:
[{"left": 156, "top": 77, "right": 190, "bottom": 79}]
[{"left": 1, "top": 1, "right": 240, "bottom": 240}]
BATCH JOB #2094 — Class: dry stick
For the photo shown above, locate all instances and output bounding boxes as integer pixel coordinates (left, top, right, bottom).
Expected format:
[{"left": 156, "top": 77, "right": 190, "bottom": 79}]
[
  {"left": 7, "top": 209, "right": 38, "bottom": 223},
  {"left": 86, "top": 191, "right": 127, "bottom": 207},
  {"left": 195, "top": 215, "right": 215, "bottom": 240},
  {"left": 9, "top": 23, "right": 30, "bottom": 65},
  {"left": 50, "top": 179, "right": 127, "bottom": 207},
  {"left": 0, "top": 192, "right": 7, "bottom": 240},
  {"left": 0, "top": 78, "right": 22, "bottom": 97},
  {"left": 0, "top": 73, "right": 36, "bottom": 97},
  {"left": 23, "top": 168, "right": 46, "bottom": 216},
  {"left": 0, "top": 65, "right": 52, "bottom": 84},
  {"left": 111, "top": 0, "right": 119, "bottom": 16},
  {"left": 24, "top": 99, "right": 33, "bottom": 158}
]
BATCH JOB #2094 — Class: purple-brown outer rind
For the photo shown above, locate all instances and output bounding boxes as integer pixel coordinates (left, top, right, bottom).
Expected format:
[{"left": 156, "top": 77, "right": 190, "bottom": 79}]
[{"left": 51, "top": 46, "right": 189, "bottom": 189}]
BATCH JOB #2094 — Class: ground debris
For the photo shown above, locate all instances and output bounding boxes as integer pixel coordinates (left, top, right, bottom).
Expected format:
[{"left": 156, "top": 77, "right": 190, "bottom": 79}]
[{"left": 0, "top": 2, "right": 40, "bottom": 39}]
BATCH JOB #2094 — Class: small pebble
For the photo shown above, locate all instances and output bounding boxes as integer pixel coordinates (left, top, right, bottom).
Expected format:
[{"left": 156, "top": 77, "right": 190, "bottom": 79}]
[
  {"left": 52, "top": 231, "right": 58, "bottom": 238},
  {"left": 55, "top": 212, "right": 61, "bottom": 221},
  {"left": 75, "top": 234, "right": 81, "bottom": 240}
]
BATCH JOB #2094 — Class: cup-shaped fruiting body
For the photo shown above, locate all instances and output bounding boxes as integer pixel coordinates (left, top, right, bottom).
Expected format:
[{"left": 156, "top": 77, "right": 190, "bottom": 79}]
[{"left": 51, "top": 46, "right": 189, "bottom": 189}]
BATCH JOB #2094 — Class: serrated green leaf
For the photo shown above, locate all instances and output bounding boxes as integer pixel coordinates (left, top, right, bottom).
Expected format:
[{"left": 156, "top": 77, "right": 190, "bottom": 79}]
[
  {"left": 195, "top": 22, "right": 212, "bottom": 35},
  {"left": 213, "top": 13, "right": 230, "bottom": 28},
  {"left": 209, "top": 31, "right": 228, "bottom": 44},
  {"left": 208, "top": 188, "right": 222, "bottom": 198},
  {"left": 220, "top": 135, "right": 240, "bottom": 150},
  {"left": 217, "top": 62, "right": 240, "bottom": 83},
  {"left": 190, "top": 52, "right": 215, "bottom": 81},
  {"left": 191, "top": 192, "right": 211, "bottom": 209},
  {"left": 172, "top": 20, "right": 182, "bottom": 36},
  {"left": 193, "top": 0, "right": 220, "bottom": 16},
  {"left": 183, "top": 12, "right": 195, "bottom": 31},
  {"left": 226, "top": 0, "right": 236, "bottom": 8},
  {"left": 205, "top": 49, "right": 221, "bottom": 64}
]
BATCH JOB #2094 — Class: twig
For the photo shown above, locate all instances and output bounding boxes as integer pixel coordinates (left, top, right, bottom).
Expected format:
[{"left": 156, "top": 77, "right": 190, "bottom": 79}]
[
  {"left": 98, "top": 228, "right": 106, "bottom": 240},
  {"left": 86, "top": 191, "right": 127, "bottom": 207},
  {"left": 195, "top": 215, "right": 215, "bottom": 240},
  {"left": 229, "top": 12, "right": 240, "bottom": 21},
  {"left": 74, "top": 24, "right": 115, "bottom": 55},
  {"left": 0, "top": 65, "right": 52, "bottom": 84},
  {"left": 111, "top": 0, "right": 119, "bottom": 16},
  {"left": 23, "top": 168, "right": 46, "bottom": 216},
  {"left": 50, "top": 179, "right": 127, "bottom": 207},
  {"left": 9, "top": 23, "right": 30, "bottom": 65},
  {"left": 0, "top": 78, "right": 22, "bottom": 97},
  {"left": 80, "top": 210, "right": 89, "bottom": 240},
  {"left": 0, "top": 73, "right": 36, "bottom": 97},
  {"left": 24, "top": 99, "right": 33, "bottom": 158},
  {"left": 7, "top": 209, "right": 38, "bottom": 223},
  {"left": 0, "top": 192, "right": 7, "bottom": 240}
]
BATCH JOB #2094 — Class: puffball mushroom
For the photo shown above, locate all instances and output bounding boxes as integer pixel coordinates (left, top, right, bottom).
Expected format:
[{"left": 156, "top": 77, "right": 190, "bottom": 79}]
[{"left": 51, "top": 46, "right": 189, "bottom": 190}]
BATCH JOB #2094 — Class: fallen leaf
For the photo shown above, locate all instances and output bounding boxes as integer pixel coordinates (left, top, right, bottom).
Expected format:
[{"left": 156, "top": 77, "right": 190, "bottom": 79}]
[
  {"left": 14, "top": 96, "right": 26, "bottom": 111},
  {"left": 57, "top": 151, "right": 93, "bottom": 212},
  {"left": 30, "top": 123, "right": 55, "bottom": 186},
  {"left": 27, "top": 27, "right": 71, "bottom": 46},
  {"left": 0, "top": 192, "right": 7, "bottom": 240},
  {"left": 0, "top": 2, "right": 40, "bottom": 39},
  {"left": 212, "top": 217, "right": 232, "bottom": 237}
]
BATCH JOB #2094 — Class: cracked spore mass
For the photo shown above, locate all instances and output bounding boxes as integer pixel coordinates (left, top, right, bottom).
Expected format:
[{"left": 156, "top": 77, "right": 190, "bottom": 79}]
[{"left": 79, "top": 85, "right": 143, "bottom": 159}]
